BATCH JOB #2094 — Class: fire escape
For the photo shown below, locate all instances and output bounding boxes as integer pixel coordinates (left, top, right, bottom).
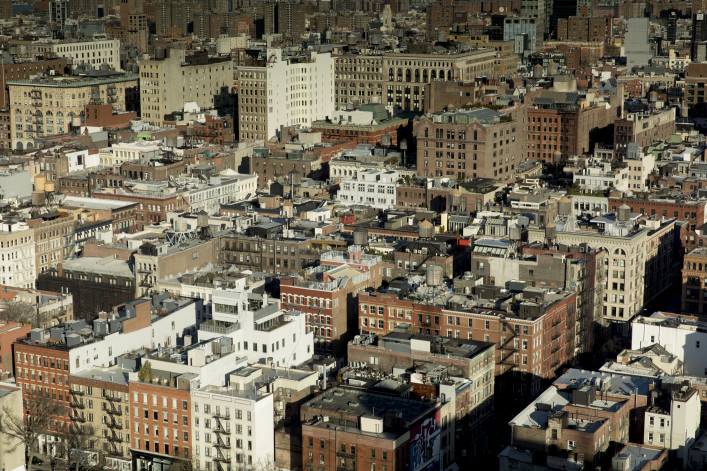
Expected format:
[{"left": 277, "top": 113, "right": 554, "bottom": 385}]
[
  {"left": 102, "top": 394, "right": 123, "bottom": 455},
  {"left": 69, "top": 388, "right": 86, "bottom": 424},
  {"left": 497, "top": 317, "right": 518, "bottom": 372},
  {"left": 212, "top": 409, "right": 231, "bottom": 471}
]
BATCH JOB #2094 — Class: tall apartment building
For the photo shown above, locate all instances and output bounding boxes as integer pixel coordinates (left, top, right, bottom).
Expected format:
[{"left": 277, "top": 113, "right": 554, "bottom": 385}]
[
  {"left": 191, "top": 380, "right": 274, "bottom": 471},
  {"left": 528, "top": 212, "right": 678, "bottom": 332},
  {"left": 685, "top": 63, "right": 707, "bottom": 111},
  {"left": 50, "top": 0, "right": 71, "bottom": 28},
  {"left": 237, "top": 49, "right": 335, "bottom": 141},
  {"left": 69, "top": 367, "right": 131, "bottom": 471},
  {"left": 0, "top": 221, "right": 36, "bottom": 289},
  {"left": 0, "top": 0, "right": 11, "bottom": 19},
  {"left": 139, "top": 50, "right": 233, "bottom": 126},
  {"left": 7, "top": 73, "right": 139, "bottom": 151},
  {"left": 262, "top": 0, "right": 307, "bottom": 36},
  {"left": 220, "top": 234, "right": 327, "bottom": 275},
  {"left": 0, "top": 58, "right": 68, "bottom": 110},
  {"left": 28, "top": 213, "right": 75, "bottom": 275},
  {"left": 333, "top": 49, "right": 496, "bottom": 111},
  {"left": 556, "top": 16, "right": 612, "bottom": 42},
  {"left": 683, "top": 247, "right": 707, "bottom": 314},
  {"left": 425, "top": 0, "right": 472, "bottom": 38},
  {"left": 414, "top": 107, "right": 526, "bottom": 182}
]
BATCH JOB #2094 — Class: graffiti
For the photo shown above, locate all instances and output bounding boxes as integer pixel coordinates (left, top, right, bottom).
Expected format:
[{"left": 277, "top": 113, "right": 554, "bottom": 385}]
[{"left": 410, "top": 411, "right": 441, "bottom": 471}]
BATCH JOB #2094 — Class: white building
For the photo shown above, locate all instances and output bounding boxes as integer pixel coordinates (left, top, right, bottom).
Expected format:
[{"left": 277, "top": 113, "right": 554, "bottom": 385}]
[
  {"left": 632, "top": 312, "right": 707, "bottom": 377},
  {"left": 337, "top": 169, "right": 398, "bottom": 209},
  {"left": 191, "top": 375, "right": 274, "bottom": 471},
  {"left": 33, "top": 38, "right": 121, "bottom": 71},
  {"left": 571, "top": 159, "right": 628, "bottom": 192},
  {"left": 0, "top": 385, "right": 25, "bottom": 471},
  {"left": 237, "top": 48, "right": 335, "bottom": 141},
  {"left": 179, "top": 173, "right": 258, "bottom": 214},
  {"left": 65, "top": 149, "right": 100, "bottom": 173},
  {"left": 0, "top": 221, "right": 36, "bottom": 289},
  {"left": 201, "top": 289, "right": 314, "bottom": 368},
  {"left": 624, "top": 143, "right": 655, "bottom": 192},
  {"left": 99, "top": 140, "right": 162, "bottom": 167},
  {"left": 644, "top": 387, "right": 700, "bottom": 462}
]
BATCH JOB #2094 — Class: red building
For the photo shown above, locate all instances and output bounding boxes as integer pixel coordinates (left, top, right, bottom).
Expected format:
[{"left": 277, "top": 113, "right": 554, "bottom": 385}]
[
  {"left": 0, "top": 322, "right": 31, "bottom": 377},
  {"left": 174, "top": 115, "right": 235, "bottom": 146},
  {"left": 311, "top": 116, "right": 409, "bottom": 148},
  {"left": 358, "top": 287, "right": 577, "bottom": 396}
]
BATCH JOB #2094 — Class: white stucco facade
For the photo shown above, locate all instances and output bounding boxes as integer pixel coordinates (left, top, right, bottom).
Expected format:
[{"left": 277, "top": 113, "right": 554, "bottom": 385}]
[{"left": 338, "top": 169, "right": 399, "bottom": 209}]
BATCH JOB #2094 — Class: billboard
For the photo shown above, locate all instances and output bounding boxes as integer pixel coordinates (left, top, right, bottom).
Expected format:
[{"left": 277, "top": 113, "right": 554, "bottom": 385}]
[{"left": 410, "top": 409, "right": 441, "bottom": 471}]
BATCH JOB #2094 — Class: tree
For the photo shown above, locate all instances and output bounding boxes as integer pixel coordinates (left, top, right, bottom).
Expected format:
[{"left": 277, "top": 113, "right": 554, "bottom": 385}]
[
  {"left": 63, "top": 424, "right": 97, "bottom": 471},
  {"left": 138, "top": 360, "right": 152, "bottom": 382},
  {"left": 0, "top": 301, "right": 38, "bottom": 326},
  {"left": 0, "top": 394, "right": 61, "bottom": 471}
]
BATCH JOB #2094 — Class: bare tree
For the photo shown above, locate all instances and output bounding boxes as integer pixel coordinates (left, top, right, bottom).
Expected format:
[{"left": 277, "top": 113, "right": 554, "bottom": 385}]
[
  {"left": 63, "top": 423, "right": 98, "bottom": 471},
  {"left": 0, "top": 301, "right": 38, "bottom": 326},
  {"left": 0, "top": 394, "right": 61, "bottom": 471}
]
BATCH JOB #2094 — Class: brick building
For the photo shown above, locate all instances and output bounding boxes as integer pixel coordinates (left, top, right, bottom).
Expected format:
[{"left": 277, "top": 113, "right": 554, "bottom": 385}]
[
  {"left": 358, "top": 286, "right": 578, "bottom": 396},
  {"left": 129, "top": 370, "right": 193, "bottom": 470},
  {"left": 556, "top": 16, "right": 612, "bottom": 42},
  {"left": 613, "top": 108, "right": 676, "bottom": 159},
  {"left": 608, "top": 194, "right": 704, "bottom": 250},
  {"left": 414, "top": 106, "right": 526, "bottom": 182},
  {"left": 0, "top": 322, "right": 31, "bottom": 376},
  {"left": 220, "top": 234, "right": 326, "bottom": 276},
  {"left": 300, "top": 386, "right": 447, "bottom": 471},
  {"left": 682, "top": 247, "right": 707, "bottom": 314},
  {"left": 36, "top": 257, "right": 136, "bottom": 321},
  {"left": 280, "top": 247, "right": 383, "bottom": 354}
]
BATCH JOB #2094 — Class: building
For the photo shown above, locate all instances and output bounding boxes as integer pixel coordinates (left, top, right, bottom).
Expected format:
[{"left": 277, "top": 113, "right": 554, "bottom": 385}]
[
  {"left": 0, "top": 220, "right": 36, "bottom": 289},
  {"left": 129, "top": 368, "right": 193, "bottom": 471},
  {"left": 414, "top": 107, "right": 526, "bottom": 182},
  {"left": 219, "top": 234, "right": 327, "bottom": 276},
  {"left": 613, "top": 107, "right": 676, "bottom": 159},
  {"left": 333, "top": 50, "right": 496, "bottom": 112},
  {"left": 631, "top": 312, "right": 707, "bottom": 377},
  {"left": 249, "top": 147, "right": 322, "bottom": 189},
  {"left": 300, "top": 385, "right": 450, "bottom": 471},
  {"left": 359, "top": 285, "right": 578, "bottom": 397},
  {"left": 337, "top": 169, "right": 399, "bottom": 209},
  {"left": 682, "top": 247, "right": 707, "bottom": 314},
  {"left": 528, "top": 212, "right": 678, "bottom": 331},
  {"left": 504, "top": 17, "right": 540, "bottom": 55},
  {"left": 200, "top": 287, "right": 314, "bottom": 368},
  {"left": 237, "top": 49, "right": 334, "bottom": 141},
  {"left": 59, "top": 196, "right": 137, "bottom": 234},
  {"left": 509, "top": 370, "right": 655, "bottom": 467},
  {"left": 69, "top": 367, "right": 131, "bottom": 471},
  {"left": 49, "top": 0, "right": 71, "bottom": 27},
  {"left": 280, "top": 246, "right": 383, "bottom": 354},
  {"left": 0, "top": 286, "right": 73, "bottom": 329},
  {"left": 191, "top": 379, "right": 274, "bottom": 471},
  {"left": 0, "top": 323, "right": 31, "bottom": 377},
  {"left": 100, "top": 140, "right": 161, "bottom": 167},
  {"left": 20, "top": 38, "right": 121, "bottom": 71},
  {"left": 685, "top": 62, "right": 707, "bottom": 111},
  {"left": 14, "top": 296, "right": 199, "bottom": 455},
  {"left": 133, "top": 238, "right": 219, "bottom": 297},
  {"left": 310, "top": 104, "right": 409, "bottom": 147},
  {"left": 644, "top": 386, "right": 700, "bottom": 462},
  {"left": 139, "top": 50, "right": 233, "bottom": 127},
  {"left": 0, "top": 385, "right": 25, "bottom": 471},
  {"left": 28, "top": 212, "right": 75, "bottom": 275},
  {"left": 7, "top": 72, "right": 139, "bottom": 151},
  {"left": 556, "top": 16, "right": 611, "bottom": 42},
  {"left": 36, "top": 256, "right": 135, "bottom": 321},
  {"left": 624, "top": 18, "right": 653, "bottom": 71}
]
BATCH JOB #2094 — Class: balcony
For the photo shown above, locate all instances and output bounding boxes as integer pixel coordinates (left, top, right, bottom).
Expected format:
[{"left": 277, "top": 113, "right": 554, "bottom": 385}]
[
  {"left": 106, "top": 434, "right": 122, "bottom": 443},
  {"left": 70, "top": 389, "right": 85, "bottom": 396},
  {"left": 213, "top": 454, "right": 230, "bottom": 463},
  {"left": 71, "top": 402, "right": 85, "bottom": 409},
  {"left": 213, "top": 427, "right": 227, "bottom": 435},
  {"left": 104, "top": 395, "right": 121, "bottom": 402},
  {"left": 71, "top": 415, "right": 86, "bottom": 423},
  {"left": 336, "top": 451, "right": 355, "bottom": 459},
  {"left": 213, "top": 411, "right": 230, "bottom": 420}
]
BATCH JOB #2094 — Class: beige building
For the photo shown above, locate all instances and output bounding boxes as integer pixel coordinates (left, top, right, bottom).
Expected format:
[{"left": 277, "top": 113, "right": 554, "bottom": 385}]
[
  {"left": 528, "top": 212, "right": 677, "bottom": 331},
  {"left": 0, "top": 385, "right": 25, "bottom": 471},
  {"left": 0, "top": 221, "right": 36, "bottom": 289},
  {"left": 334, "top": 49, "right": 497, "bottom": 112},
  {"left": 70, "top": 367, "right": 131, "bottom": 471},
  {"left": 7, "top": 73, "right": 139, "bottom": 151},
  {"left": 11, "top": 38, "right": 121, "bottom": 71},
  {"left": 28, "top": 213, "right": 75, "bottom": 275},
  {"left": 139, "top": 50, "right": 233, "bottom": 126}
]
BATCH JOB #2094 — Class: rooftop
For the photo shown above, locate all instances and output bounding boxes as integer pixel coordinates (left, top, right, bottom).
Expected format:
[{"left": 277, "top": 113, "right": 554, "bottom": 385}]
[
  {"left": 61, "top": 256, "right": 133, "bottom": 278},
  {"left": 7, "top": 73, "right": 139, "bottom": 88}
]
